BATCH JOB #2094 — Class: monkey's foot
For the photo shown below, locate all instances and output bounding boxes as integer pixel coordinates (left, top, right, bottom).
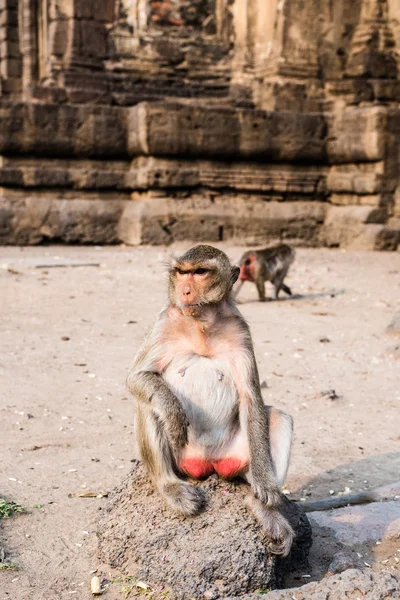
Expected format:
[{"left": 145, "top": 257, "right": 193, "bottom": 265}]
[
  {"left": 246, "top": 496, "right": 295, "bottom": 557},
  {"left": 161, "top": 481, "right": 208, "bottom": 516}
]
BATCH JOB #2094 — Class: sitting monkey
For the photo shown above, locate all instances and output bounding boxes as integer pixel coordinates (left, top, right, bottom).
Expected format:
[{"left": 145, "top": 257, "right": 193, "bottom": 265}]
[
  {"left": 127, "top": 245, "right": 294, "bottom": 556},
  {"left": 234, "top": 244, "right": 295, "bottom": 301}
]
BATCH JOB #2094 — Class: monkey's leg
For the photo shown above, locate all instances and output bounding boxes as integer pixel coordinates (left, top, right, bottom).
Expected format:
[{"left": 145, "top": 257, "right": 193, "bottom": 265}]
[
  {"left": 281, "top": 283, "right": 292, "bottom": 296},
  {"left": 135, "top": 407, "right": 207, "bottom": 516},
  {"left": 245, "top": 407, "right": 294, "bottom": 556},
  {"left": 255, "top": 276, "right": 266, "bottom": 301},
  {"left": 246, "top": 495, "right": 295, "bottom": 557},
  {"left": 272, "top": 269, "right": 289, "bottom": 299},
  {"left": 266, "top": 406, "right": 293, "bottom": 486}
]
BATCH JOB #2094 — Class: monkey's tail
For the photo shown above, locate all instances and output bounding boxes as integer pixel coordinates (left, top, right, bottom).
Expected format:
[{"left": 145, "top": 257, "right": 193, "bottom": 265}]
[{"left": 300, "top": 490, "right": 376, "bottom": 512}]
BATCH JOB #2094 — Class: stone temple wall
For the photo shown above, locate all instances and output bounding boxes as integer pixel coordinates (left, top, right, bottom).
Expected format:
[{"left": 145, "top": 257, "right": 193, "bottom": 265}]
[{"left": 0, "top": 0, "right": 399, "bottom": 249}]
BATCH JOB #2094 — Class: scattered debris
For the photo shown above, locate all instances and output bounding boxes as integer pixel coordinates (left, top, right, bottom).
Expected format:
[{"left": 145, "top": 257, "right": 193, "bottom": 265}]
[
  {"left": 327, "top": 551, "right": 363, "bottom": 575},
  {"left": 260, "top": 380, "right": 268, "bottom": 389},
  {"left": 34, "top": 262, "right": 100, "bottom": 269},
  {"left": 320, "top": 389, "right": 340, "bottom": 401},
  {"left": 69, "top": 491, "right": 109, "bottom": 499},
  {"left": 91, "top": 576, "right": 102, "bottom": 595},
  {"left": 319, "top": 336, "right": 330, "bottom": 343},
  {"left": 136, "top": 581, "right": 152, "bottom": 591},
  {"left": 61, "top": 336, "right": 70, "bottom": 341}
]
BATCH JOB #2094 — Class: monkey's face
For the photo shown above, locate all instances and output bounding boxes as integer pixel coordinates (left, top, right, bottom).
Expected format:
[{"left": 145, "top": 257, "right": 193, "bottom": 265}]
[
  {"left": 172, "top": 265, "right": 216, "bottom": 316},
  {"left": 239, "top": 254, "right": 256, "bottom": 282},
  {"left": 168, "top": 246, "right": 240, "bottom": 316}
]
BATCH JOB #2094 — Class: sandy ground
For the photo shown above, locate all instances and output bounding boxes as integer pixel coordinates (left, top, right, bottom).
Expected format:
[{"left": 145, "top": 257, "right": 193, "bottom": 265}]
[{"left": 0, "top": 244, "right": 399, "bottom": 600}]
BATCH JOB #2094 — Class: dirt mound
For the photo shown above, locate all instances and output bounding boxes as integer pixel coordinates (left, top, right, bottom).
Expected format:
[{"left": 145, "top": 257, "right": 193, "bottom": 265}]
[{"left": 97, "top": 461, "right": 312, "bottom": 599}]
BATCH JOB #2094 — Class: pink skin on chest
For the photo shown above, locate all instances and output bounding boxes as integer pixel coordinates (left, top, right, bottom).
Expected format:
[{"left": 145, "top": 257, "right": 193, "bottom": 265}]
[{"left": 179, "top": 457, "right": 248, "bottom": 480}]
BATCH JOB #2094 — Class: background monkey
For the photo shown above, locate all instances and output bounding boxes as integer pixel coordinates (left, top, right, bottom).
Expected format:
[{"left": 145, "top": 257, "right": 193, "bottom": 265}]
[
  {"left": 234, "top": 244, "right": 295, "bottom": 302},
  {"left": 127, "top": 245, "right": 294, "bottom": 557}
]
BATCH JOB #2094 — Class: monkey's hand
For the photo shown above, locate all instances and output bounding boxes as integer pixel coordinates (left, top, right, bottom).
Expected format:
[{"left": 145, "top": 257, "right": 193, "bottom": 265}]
[{"left": 251, "top": 473, "right": 282, "bottom": 508}]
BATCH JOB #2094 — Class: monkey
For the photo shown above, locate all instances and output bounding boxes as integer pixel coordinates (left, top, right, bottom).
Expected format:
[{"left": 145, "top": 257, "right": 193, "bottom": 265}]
[
  {"left": 127, "top": 245, "right": 295, "bottom": 557},
  {"left": 234, "top": 245, "right": 295, "bottom": 302}
]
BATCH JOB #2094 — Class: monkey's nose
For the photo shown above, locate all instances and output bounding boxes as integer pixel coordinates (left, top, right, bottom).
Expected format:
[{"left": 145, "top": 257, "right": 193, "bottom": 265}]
[{"left": 182, "top": 286, "right": 192, "bottom": 296}]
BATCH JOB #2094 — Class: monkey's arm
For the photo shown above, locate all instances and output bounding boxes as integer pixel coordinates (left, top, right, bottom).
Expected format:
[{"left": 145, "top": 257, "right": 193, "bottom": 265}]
[
  {"left": 242, "top": 343, "right": 282, "bottom": 507},
  {"left": 127, "top": 321, "right": 189, "bottom": 450}
]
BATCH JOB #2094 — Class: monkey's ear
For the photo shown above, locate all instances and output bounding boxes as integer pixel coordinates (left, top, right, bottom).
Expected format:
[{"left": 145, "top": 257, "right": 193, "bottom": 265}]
[{"left": 231, "top": 265, "right": 240, "bottom": 285}]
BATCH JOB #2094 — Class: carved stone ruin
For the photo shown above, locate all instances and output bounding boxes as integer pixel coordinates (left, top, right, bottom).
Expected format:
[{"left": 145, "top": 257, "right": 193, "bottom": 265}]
[
  {"left": 0, "top": 0, "right": 399, "bottom": 249},
  {"left": 97, "top": 461, "right": 312, "bottom": 598}
]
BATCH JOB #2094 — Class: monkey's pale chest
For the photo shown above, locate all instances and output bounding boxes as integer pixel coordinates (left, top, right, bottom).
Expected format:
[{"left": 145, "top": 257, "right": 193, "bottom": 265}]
[{"left": 163, "top": 353, "right": 238, "bottom": 444}]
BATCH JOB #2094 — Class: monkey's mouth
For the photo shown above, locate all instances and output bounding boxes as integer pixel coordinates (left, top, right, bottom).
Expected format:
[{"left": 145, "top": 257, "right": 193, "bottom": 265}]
[{"left": 181, "top": 303, "right": 201, "bottom": 308}]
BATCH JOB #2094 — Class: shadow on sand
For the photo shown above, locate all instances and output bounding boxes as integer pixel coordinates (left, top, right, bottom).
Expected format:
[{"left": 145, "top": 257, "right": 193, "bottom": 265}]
[{"left": 236, "top": 288, "right": 347, "bottom": 304}]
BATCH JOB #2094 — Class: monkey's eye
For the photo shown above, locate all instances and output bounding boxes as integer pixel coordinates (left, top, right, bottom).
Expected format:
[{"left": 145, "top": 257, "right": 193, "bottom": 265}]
[
  {"left": 244, "top": 259, "right": 251, "bottom": 266},
  {"left": 194, "top": 268, "right": 209, "bottom": 275}
]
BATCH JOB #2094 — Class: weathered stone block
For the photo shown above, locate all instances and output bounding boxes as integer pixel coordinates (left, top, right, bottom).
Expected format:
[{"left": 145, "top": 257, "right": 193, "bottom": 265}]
[
  {"left": 70, "top": 0, "right": 114, "bottom": 22},
  {"left": 126, "top": 157, "right": 327, "bottom": 195},
  {"left": 347, "top": 49, "right": 398, "bottom": 80},
  {"left": 93, "top": 0, "right": 115, "bottom": 22},
  {"left": 0, "top": 39, "right": 20, "bottom": 58},
  {"left": 250, "top": 570, "right": 400, "bottom": 600},
  {"left": 310, "top": 501, "right": 400, "bottom": 547},
  {"left": 327, "top": 163, "right": 385, "bottom": 195},
  {"left": 118, "top": 195, "right": 327, "bottom": 246},
  {"left": 0, "top": 104, "right": 127, "bottom": 158},
  {"left": 0, "top": 5, "right": 18, "bottom": 26},
  {"left": 0, "top": 195, "right": 128, "bottom": 244},
  {"left": 238, "top": 111, "right": 327, "bottom": 162},
  {"left": 127, "top": 104, "right": 327, "bottom": 162},
  {"left": 97, "top": 462, "right": 312, "bottom": 599},
  {"left": 75, "top": 19, "right": 107, "bottom": 58},
  {"left": 330, "top": 193, "right": 381, "bottom": 207},
  {"left": 73, "top": 0, "right": 93, "bottom": 19},
  {"left": 48, "top": 18, "right": 70, "bottom": 57},
  {"left": 48, "top": 0, "right": 74, "bottom": 20},
  {"left": 319, "top": 205, "right": 393, "bottom": 249},
  {"left": 128, "top": 103, "right": 241, "bottom": 159},
  {"left": 387, "top": 217, "right": 400, "bottom": 231},
  {"left": 1, "top": 56, "right": 21, "bottom": 78},
  {"left": 0, "top": 24, "right": 19, "bottom": 42},
  {"left": 327, "top": 108, "right": 386, "bottom": 164}
]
